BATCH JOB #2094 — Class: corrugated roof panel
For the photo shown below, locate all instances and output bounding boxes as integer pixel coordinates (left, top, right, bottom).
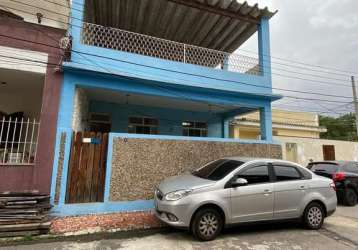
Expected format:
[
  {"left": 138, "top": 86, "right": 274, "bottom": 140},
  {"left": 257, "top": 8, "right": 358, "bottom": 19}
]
[{"left": 84, "top": 0, "right": 276, "bottom": 52}]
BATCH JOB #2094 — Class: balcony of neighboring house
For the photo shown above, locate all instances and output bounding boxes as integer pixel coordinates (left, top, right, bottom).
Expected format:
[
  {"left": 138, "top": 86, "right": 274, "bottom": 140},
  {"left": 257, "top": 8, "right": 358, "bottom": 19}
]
[{"left": 68, "top": 0, "right": 276, "bottom": 94}]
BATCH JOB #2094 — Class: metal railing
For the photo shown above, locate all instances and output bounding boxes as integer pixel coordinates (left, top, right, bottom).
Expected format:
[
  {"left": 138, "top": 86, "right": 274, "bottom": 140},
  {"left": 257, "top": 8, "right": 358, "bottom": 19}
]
[
  {"left": 82, "top": 22, "right": 261, "bottom": 75},
  {"left": 0, "top": 117, "right": 40, "bottom": 165}
]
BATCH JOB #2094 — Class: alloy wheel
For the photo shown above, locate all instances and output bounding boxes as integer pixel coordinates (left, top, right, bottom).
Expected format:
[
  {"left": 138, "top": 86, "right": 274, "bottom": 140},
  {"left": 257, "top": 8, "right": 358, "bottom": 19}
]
[
  {"left": 307, "top": 206, "right": 323, "bottom": 227},
  {"left": 198, "top": 212, "right": 219, "bottom": 238}
]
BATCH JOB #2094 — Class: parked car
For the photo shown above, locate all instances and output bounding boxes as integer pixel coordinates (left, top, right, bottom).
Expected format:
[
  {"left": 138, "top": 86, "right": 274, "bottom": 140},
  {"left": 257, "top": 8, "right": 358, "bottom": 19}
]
[
  {"left": 308, "top": 161, "right": 358, "bottom": 206},
  {"left": 154, "top": 158, "right": 337, "bottom": 241}
]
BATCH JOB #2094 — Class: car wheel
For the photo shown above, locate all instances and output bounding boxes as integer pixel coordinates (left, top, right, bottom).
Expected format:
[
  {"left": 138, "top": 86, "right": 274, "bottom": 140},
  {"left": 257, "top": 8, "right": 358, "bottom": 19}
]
[
  {"left": 191, "top": 208, "right": 223, "bottom": 241},
  {"left": 303, "top": 202, "right": 325, "bottom": 230},
  {"left": 344, "top": 188, "right": 357, "bottom": 206}
]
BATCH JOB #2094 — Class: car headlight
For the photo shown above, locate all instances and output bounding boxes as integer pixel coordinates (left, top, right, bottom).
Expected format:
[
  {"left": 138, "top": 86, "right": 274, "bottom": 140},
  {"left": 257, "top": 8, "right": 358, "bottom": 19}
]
[{"left": 165, "top": 189, "right": 192, "bottom": 201}]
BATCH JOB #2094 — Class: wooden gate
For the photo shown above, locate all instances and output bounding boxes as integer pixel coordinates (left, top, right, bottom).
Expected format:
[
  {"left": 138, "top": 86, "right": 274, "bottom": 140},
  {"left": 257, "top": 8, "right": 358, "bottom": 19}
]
[{"left": 65, "top": 132, "right": 108, "bottom": 204}]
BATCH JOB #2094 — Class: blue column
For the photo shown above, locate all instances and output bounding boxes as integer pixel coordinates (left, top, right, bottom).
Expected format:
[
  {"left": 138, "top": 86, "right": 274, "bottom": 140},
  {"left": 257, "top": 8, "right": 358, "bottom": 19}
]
[
  {"left": 260, "top": 104, "right": 273, "bottom": 142},
  {"left": 70, "top": 0, "right": 85, "bottom": 50},
  {"left": 258, "top": 17, "right": 272, "bottom": 86},
  {"left": 221, "top": 116, "right": 231, "bottom": 138}
]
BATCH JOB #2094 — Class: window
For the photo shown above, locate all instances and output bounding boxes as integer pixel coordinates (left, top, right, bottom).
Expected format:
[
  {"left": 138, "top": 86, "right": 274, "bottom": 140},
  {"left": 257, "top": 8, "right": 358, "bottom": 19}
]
[
  {"left": 128, "top": 117, "right": 159, "bottom": 135},
  {"left": 308, "top": 163, "right": 339, "bottom": 174},
  {"left": 273, "top": 165, "right": 302, "bottom": 181},
  {"left": 192, "top": 159, "right": 244, "bottom": 181},
  {"left": 343, "top": 162, "right": 358, "bottom": 174},
  {"left": 182, "top": 121, "right": 208, "bottom": 137},
  {"left": 237, "top": 165, "right": 270, "bottom": 185}
]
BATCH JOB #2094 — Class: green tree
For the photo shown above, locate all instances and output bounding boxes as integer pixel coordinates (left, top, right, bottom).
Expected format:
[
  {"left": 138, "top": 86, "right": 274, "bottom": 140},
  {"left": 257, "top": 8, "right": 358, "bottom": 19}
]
[{"left": 319, "top": 113, "right": 358, "bottom": 141}]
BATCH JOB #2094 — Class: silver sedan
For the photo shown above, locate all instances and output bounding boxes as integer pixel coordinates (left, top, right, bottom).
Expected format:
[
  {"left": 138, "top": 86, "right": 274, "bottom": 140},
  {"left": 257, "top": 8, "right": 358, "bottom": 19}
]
[{"left": 154, "top": 157, "right": 337, "bottom": 241}]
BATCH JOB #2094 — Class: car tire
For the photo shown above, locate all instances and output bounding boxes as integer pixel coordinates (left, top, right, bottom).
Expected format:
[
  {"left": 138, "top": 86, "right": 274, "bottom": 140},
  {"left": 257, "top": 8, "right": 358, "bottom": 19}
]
[
  {"left": 191, "top": 208, "right": 223, "bottom": 241},
  {"left": 344, "top": 188, "right": 357, "bottom": 206},
  {"left": 303, "top": 202, "right": 325, "bottom": 230}
]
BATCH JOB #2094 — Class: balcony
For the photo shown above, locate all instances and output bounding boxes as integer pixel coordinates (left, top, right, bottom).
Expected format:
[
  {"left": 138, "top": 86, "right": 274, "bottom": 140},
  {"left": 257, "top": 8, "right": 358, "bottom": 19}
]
[{"left": 81, "top": 22, "right": 261, "bottom": 76}]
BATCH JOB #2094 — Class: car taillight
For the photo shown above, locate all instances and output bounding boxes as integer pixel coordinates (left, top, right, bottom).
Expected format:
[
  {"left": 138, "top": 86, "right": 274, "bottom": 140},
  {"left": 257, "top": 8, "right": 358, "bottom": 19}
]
[
  {"left": 333, "top": 172, "right": 345, "bottom": 182},
  {"left": 330, "top": 182, "right": 336, "bottom": 191}
]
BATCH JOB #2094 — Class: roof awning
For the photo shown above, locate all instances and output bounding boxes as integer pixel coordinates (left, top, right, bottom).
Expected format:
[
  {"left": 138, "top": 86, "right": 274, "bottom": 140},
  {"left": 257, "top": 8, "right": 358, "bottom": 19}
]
[{"left": 84, "top": 0, "right": 276, "bottom": 53}]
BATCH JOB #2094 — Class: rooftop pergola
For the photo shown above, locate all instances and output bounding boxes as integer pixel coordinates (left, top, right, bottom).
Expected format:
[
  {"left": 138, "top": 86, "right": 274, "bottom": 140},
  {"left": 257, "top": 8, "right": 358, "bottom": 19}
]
[{"left": 84, "top": 0, "right": 276, "bottom": 53}]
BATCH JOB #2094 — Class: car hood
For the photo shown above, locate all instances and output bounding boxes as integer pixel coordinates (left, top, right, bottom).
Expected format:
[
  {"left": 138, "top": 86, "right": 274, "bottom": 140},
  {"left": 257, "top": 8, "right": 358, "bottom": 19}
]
[{"left": 158, "top": 174, "right": 215, "bottom": 195}]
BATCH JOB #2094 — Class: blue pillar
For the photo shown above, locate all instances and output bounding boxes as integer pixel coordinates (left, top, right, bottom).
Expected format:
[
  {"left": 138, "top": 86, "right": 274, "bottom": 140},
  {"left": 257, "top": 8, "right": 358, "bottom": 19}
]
[
  {"left": 70, "top": 0, "right": 85, "bottom": 50},
  {"left": 50, "top": 73, "right": 76, "bottom": 205},
  {"left": 260, "top": 104, "right": 273, "bottom": 142},
  {"left": 258, "top": 17, "right": 272, "bottom": 86},
  {"left": 222, "top": 116, "right": 231, "bottom": 138}
]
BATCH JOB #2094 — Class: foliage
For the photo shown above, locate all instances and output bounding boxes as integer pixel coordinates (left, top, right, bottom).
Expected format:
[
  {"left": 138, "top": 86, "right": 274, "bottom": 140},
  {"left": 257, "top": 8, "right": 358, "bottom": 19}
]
[{"left": 319, "top": 113, "right": 358, "bottom": 141}]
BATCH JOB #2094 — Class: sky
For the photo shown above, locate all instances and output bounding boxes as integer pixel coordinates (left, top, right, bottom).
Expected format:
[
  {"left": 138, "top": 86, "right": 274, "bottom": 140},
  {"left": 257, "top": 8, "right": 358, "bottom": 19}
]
[{"left": 241, "top": 0, "right": 358, "bottom": 117}]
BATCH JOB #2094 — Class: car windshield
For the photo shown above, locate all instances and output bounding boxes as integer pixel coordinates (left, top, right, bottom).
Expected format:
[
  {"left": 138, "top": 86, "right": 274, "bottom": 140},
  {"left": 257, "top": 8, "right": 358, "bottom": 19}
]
[
  {"left": 308, "top": 163, "right": 339, "bottom": 174},
  {"left": 192, "top": 159, "right": 244, "bottom": 181}
]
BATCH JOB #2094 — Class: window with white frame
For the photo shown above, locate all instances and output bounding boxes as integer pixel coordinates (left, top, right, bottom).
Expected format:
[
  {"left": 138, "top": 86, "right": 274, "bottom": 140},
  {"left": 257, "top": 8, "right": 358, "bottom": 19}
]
[
  {"left": 182, "top": 121, "right": 208, "bottom": 137},
  {"left": 128, "top": 117, "right": 159, "bottom": 135}
]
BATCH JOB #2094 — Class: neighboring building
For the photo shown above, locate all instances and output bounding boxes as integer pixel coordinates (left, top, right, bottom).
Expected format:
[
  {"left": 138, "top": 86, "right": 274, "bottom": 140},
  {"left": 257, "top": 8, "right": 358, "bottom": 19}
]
[
  {"left": 231, "top": 109, "right": 327, "bottom": 139},
  {"left": 278, "top": 137, "right": 358, "bottom": 166},
  {"left": 50, "top": 0, "right": 282, "bottom": 232},
  {"left": 0, "top": 1, "right": 68, "bottom": 192},
  {"left": 231, "top": 109, "right": 358, "bottom": 166}
]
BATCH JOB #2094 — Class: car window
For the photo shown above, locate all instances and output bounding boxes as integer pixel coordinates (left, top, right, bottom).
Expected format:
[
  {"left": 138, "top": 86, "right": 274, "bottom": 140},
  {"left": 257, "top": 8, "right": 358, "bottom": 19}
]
[
  {"left": 273, "top": 165, "right": 302, "bottom": 181},
  {"left": 192, "top": 160, "right": 244, "bottom": 181},
  {"left": 343, "top": 162, "right": 358, "bottom": 174},
  {"left": 236, "top": 165, "right": 270, "bottom": 185},
  {"left": 308, "top": 163, "right": 339, "bottom": 174}
]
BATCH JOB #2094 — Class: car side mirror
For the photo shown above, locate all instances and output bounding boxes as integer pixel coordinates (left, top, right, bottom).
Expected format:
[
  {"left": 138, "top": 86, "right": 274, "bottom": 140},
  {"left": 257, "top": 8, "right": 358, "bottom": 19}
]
[{"left": 231, "top": 178, "right": 248, "bottom": 187}]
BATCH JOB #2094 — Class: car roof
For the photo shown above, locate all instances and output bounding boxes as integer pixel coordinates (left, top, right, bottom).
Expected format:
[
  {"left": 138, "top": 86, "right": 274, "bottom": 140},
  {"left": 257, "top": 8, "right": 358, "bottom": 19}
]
[
  {"left": 222, "top": 157, "right": 299, "bottom": 166},
  {"left": 310, "top": 160, "right": 357, "bottom": 166}
]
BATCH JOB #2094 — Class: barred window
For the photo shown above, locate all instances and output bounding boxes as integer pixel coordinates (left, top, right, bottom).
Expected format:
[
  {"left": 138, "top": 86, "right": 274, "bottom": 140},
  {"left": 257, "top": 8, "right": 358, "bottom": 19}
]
[
  {"left": 128, "top": 117, "right": 159, "bottom": 135},
  {"left": 182, "top": 121, "right": 208, "bottom": 137}
]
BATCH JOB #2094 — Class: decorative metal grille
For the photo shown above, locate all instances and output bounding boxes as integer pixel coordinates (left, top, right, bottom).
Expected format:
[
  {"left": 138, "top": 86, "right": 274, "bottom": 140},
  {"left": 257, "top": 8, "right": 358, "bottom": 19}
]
[
  {"left": 82, "top": 22, "right": 261, "bottom": 75},
  {"left": 0, "top": 117, "right": 40, "bottom": 165}
]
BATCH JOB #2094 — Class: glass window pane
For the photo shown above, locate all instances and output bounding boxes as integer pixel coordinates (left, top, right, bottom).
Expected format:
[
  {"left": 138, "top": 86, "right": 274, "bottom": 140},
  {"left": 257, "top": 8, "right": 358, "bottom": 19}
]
[
  {"left": 237, "top": 166, "right": 270, "bottom": 185},
  {"left": 274, "top": 165, "right": 301, "bottom": 181},
  {"left": 129, "top": 117, "right": 143, "bottom": 124},
  {"left": 193, "top": 160, "right": 244, "bottom": 180},
  {"left": 144, "top": 118, "right": 158, "bottom": 126},
  {"left": 196, "top": 122, "right": 207, "bottom": 129}
]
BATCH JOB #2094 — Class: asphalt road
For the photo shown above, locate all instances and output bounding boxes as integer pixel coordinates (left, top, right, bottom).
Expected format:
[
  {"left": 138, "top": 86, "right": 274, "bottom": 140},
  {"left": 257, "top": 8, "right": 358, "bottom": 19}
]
[{"left": 1, "top": 206, "right": 358, "bottom": 250}]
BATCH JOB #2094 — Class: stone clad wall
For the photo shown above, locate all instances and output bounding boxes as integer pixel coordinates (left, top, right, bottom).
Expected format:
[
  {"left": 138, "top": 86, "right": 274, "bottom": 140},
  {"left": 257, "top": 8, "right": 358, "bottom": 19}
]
[{"left": 109, "top": 137, "right": 282, "bottom": 201}]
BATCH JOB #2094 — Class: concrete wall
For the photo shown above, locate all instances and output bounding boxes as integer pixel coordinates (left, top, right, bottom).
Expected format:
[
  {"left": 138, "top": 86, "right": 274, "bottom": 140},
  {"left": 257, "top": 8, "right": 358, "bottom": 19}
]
[
  {"left": 109, "top": 136, "right": 282, "bottom": 201},
  {"left": 89, "top": 101, "right": 223, "bottom": 137},
  {"left": 72, "top": 88, "right": 89, "bottom": 132},
  {"left": 2, "top": 0, "right": 69, "bottom": 29},
  {"left": 278, "top": 136, "right": 358, "bottom": 166}
]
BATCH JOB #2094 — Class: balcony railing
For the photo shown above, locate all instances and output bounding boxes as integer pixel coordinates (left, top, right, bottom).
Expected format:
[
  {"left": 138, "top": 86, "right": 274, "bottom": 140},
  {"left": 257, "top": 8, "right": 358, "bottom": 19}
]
[
  {"left": 82, "top": 22, "right": 261, "bottom": 75},
  {"left": 0, "top": 117, "right": 39, "bottom": 165}
]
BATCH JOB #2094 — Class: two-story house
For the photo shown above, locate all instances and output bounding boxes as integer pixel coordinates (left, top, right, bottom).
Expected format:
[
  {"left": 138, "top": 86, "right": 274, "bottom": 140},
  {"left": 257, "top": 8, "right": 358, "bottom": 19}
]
[
  {"left": 50, "top": 0, "right": 282, "bottom": 233},
  {"left": 0, "top": 0, "right": 68, "bottom": 193}
]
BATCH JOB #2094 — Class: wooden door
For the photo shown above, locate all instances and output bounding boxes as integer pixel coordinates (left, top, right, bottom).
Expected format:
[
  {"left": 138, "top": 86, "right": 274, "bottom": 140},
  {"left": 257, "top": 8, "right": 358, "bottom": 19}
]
[
  {"left": 65, "top": 132, "right": 108, "bottom": 203},
  {"left": 323, "top": 145, "right": 335, "bottom": 161}
]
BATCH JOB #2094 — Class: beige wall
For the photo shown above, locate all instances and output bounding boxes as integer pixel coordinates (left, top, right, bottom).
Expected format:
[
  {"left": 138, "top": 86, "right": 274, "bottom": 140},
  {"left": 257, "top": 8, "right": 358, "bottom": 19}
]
[
  {"left": 1, "top": 0, "right": 69, "bottom": 29},
  {"left": 233, "top": 109, "right": 323, "bottom": 140},
  {"left": 277, "top": 136, "right": 358, "bottom": 166}
]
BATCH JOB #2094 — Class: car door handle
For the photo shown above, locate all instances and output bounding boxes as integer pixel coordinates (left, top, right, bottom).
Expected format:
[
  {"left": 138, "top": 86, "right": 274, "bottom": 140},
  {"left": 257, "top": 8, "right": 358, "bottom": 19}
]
[
  {"left": 299, "top": 185, "right": 306, "bottom": 189},
  {"left": 264, "top": 189, "right": 272, "bottom": 194}
]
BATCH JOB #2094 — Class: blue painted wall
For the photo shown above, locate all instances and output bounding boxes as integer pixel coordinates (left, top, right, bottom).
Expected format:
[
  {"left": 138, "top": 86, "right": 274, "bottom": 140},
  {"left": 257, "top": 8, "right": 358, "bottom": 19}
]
[{"left": 89, "top": 101, "right": 223, "bottom": 137}]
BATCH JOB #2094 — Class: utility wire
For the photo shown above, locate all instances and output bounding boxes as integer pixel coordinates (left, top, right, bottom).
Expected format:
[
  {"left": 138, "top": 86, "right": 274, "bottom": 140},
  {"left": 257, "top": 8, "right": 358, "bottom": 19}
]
[
  {"left": 1, "top": 2, "right": 356, "bottom": 86},
  {"left": 26, "top": 0, "right": 358, "bottom": 77}
]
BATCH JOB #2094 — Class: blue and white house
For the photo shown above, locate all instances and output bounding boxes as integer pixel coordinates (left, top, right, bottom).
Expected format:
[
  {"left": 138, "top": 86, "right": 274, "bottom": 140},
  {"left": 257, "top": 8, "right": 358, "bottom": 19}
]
[{"left": 51, "top": 0, "right": 281, "bottom": 217}]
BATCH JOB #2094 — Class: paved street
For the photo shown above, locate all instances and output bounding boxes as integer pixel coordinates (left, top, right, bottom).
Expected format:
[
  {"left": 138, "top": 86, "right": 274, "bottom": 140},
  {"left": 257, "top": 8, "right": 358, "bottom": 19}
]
[{"left": 1, "top": 206, "right": 358, "bottom": 250}]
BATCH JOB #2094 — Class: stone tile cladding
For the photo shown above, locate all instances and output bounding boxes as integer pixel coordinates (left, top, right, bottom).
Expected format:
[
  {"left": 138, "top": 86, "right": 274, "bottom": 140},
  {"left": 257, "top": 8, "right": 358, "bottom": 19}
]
[{"left": 110, "top": 138, "right": 282, "bottom": 201}]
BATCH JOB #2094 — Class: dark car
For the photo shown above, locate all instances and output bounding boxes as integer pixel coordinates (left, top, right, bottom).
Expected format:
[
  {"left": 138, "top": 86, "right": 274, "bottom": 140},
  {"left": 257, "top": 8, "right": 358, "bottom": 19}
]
[{"left": 308, "top": 161, "right": 358, "bottom": 206}]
